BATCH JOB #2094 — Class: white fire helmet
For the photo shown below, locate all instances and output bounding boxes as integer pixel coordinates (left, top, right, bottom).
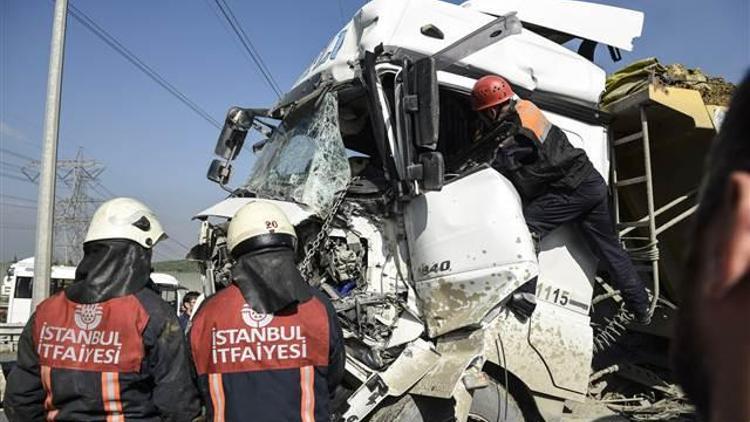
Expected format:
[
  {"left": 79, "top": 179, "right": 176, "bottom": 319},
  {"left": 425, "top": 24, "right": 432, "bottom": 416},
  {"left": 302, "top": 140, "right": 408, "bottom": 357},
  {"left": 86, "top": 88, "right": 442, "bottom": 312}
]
[
  {"left": 227, "top": 201, "right": 297, "bottom": 257},
  {"left": 84, "top": 197, "right": 167, "bottom": 249}
]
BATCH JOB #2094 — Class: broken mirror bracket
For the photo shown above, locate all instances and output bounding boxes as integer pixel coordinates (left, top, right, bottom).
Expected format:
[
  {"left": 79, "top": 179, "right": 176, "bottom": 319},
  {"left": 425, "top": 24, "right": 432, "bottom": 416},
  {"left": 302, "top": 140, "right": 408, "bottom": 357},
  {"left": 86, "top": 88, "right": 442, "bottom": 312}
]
[
  {"left": 432, "top": 12, "right": 522, "bottom": 71},
  {"left": 341, "top": 339, "right": 441, "bottom": 421}
]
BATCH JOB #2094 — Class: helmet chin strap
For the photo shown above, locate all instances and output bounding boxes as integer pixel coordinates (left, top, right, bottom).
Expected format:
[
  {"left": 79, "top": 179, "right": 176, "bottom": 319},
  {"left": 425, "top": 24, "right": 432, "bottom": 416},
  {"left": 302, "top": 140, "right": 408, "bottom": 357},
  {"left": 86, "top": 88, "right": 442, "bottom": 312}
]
[{"left": 479, "top": 100, "right": 515, "bottom": 126}]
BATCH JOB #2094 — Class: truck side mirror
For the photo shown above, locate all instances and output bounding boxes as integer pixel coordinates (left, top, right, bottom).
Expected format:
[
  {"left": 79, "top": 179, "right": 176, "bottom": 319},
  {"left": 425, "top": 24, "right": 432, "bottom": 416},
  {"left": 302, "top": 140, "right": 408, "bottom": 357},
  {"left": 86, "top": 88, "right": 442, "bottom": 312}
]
[
  {"left": 406, "top": 57, "right": 439, "bottom": 150},
  {"left": 207, "top": 159, "right": 232, "bottom": 185},
  {"left": 420, "top": 152, "right": 444, "bottom": 191},
  {"left": 214, "top": 107, "right": 254, "bottom": 160}
]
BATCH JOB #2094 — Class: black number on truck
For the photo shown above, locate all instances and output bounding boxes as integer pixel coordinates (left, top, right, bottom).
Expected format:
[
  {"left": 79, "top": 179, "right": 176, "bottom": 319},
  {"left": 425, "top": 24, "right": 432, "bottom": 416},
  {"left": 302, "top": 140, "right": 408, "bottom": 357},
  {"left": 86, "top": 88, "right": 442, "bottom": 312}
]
[
  {"left": 419, "top": 260, "right": 452, "bottom": 276},
  {"left": 536, "top": 283, "right": 571, "bottom": 308}
]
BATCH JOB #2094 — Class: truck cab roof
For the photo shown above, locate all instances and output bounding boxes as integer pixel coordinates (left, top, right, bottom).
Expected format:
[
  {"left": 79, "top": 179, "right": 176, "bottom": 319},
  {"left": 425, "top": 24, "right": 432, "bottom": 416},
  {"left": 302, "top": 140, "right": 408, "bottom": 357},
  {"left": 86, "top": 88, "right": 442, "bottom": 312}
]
[{"left": 282, "top": 0, "right": 643, "bottom": 111}]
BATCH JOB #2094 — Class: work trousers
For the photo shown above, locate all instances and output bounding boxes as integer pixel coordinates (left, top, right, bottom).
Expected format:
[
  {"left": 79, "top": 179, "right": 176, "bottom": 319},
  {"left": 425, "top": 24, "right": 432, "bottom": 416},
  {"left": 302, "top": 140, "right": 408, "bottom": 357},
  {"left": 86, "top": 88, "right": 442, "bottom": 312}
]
[{"left": 522, "top": 169, "right": 650, "bottom": 313}]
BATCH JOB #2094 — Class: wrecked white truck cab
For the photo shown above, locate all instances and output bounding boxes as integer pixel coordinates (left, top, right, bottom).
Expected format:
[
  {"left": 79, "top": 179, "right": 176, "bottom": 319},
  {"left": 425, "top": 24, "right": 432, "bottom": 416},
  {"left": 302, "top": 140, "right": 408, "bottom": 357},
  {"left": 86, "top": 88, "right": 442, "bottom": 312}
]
[{"left": 194, "top": 0, "right": 644, "bottom": 420}]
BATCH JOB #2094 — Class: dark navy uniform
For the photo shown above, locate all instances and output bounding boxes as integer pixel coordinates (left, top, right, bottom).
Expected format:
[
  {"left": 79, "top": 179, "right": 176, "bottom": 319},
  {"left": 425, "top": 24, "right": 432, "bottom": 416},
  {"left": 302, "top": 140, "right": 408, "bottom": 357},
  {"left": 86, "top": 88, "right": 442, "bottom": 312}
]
[
  {"left": 3, "top": 242, "right": 201, "bottom": 422},
  {"left": 492, "top": 99, "right": 650, "bottom": 318},
  {"left": 190, "top": 284, "right": 344, "bottom": 422},
  {"left": 5, "top": 290, "right": 199, "bottom": 422}
]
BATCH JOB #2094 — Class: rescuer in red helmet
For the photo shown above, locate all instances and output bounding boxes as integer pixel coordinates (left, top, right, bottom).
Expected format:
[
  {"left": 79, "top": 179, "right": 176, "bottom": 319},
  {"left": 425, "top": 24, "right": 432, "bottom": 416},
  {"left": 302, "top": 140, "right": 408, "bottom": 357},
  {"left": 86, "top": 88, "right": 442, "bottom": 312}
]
[{"left": 472, "top": 75, "right": 651, "bottom": 324}]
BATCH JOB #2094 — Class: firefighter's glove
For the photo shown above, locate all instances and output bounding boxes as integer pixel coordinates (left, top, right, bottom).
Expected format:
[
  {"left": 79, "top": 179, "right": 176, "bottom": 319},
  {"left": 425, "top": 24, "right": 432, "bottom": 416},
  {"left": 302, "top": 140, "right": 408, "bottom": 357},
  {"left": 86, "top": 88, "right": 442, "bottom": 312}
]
[{"left": 508, "top": 292, "right": 537, "bottom": 322}]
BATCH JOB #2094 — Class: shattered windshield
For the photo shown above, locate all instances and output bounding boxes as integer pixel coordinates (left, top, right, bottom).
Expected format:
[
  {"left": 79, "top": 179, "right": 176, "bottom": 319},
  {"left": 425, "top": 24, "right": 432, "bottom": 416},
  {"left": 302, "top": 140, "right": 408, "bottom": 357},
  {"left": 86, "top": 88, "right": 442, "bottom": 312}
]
[{"left": 243, "top": 93, "right": 350, "bottom": 215}]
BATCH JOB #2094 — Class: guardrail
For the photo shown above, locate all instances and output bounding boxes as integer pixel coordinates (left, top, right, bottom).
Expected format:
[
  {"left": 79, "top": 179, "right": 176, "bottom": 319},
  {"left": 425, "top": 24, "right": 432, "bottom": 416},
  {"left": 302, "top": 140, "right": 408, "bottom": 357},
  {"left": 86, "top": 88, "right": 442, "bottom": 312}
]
[{"left": 0, "top": 324, "right": 24, "bottom": 353}]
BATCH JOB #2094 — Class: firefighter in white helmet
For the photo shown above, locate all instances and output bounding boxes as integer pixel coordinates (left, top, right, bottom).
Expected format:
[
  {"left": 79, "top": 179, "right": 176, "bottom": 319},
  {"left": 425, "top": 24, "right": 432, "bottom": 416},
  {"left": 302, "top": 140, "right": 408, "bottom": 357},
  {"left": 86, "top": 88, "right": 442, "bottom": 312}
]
[
  {"left": 189, "top": 201, "right": 345, "bottom": 422},
  {"left": 4, "top": 198, "right": 201, "bottom": 421}
]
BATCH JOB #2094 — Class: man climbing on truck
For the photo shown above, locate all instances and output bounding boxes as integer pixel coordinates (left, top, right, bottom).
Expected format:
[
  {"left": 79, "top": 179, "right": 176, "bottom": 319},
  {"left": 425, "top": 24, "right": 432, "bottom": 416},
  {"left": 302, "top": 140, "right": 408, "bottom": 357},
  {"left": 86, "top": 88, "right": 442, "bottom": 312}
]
[{"left": 472, "top": 74, "right": 652, "bottom": 324}]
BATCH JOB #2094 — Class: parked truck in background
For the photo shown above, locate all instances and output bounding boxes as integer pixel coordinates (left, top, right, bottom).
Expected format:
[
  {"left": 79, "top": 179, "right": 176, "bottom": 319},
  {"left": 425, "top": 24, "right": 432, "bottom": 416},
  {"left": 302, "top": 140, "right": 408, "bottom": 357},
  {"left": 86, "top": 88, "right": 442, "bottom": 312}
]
[{"left": 191, "top": 0, "right": 723, "bottom": 419}]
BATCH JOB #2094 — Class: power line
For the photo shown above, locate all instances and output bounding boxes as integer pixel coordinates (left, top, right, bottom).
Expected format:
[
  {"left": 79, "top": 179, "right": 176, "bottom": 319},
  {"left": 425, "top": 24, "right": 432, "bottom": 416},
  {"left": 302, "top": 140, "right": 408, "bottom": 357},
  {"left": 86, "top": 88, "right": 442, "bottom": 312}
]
[
  {"left": 0, "top": 194, "right": 36, "bottom": 203},
  {"left": 169, "top": 237, "right": 192, "bottom": 251},
  {"left": 0, "top": 148, "right": 35, "bottom": 162},
  {"left": 159, "top": 240, "right": 188, "bottom": 256},
  {"left": 92, "top": 180, "right": 116, "bottom": 198},
  {"left": 336, "top": 0, "right": 346, "bottom": 24},
  {"left": 89, "top": 179, "right": 194, "bottom": 252},
  {"left": 0, "top": 160, "right": 24, "bottom": 171},
  {"left": 65, "top": 1, "right": 222, "bottom": 129},
  {"left": 0, "top": 202, "right": 37, "bottom": 209},
  {"left": 0, "top": 224, "right": 35, "bottom": 231},
  {"left": 0, "top": 172, "right": 33, "bottom": 183},
  {"left": 211, "top": 0, "right": 282, "bottom": 98},
  {"left": 213, "top": 0, "right": 282, "bottom": 96}
]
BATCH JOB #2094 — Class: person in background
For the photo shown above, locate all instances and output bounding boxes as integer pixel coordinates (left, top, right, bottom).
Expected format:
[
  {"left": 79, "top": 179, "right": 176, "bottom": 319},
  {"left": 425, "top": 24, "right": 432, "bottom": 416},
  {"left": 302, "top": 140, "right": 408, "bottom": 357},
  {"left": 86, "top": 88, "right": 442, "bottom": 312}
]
[
  {"left": 672, "top": 73, "right": 750, "bottom": 421},
  {"left": 189, "top": 201, "right": 344, "bottom": 422},
  {"left": 178, "top": 291, "right": 200, "bottom": 332},
  {"left": 3, "top": 197, "right": 201, "bottom": 421}
]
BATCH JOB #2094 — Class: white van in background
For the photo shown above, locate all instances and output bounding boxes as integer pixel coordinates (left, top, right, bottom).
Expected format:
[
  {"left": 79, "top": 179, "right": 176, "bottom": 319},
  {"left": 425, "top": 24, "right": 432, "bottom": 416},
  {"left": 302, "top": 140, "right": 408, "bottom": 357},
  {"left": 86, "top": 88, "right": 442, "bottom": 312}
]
[
  {"left": 4, "top": 257, "right": 186, "bottom": 323},
  {"left": 5, "top": 258, "right": 76, "bottom": 324},
  {"left": 150, "top": 272, "right": 188, "bottom": 316}
]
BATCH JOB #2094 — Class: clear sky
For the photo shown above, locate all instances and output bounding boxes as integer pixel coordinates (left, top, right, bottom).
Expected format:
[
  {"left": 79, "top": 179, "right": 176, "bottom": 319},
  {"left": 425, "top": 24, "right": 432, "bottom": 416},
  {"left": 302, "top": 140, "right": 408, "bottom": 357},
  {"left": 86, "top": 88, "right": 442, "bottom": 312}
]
[{"left": 1, "top": 0, "right": 748, "bottom": 262}]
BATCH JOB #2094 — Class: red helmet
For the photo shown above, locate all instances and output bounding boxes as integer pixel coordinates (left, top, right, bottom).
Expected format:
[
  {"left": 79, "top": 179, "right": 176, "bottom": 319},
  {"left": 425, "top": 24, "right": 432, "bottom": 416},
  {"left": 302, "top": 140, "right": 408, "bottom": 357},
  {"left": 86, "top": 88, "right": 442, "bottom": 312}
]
[{"left": 472, "top": 75, "right": 514, "bottom": 111}]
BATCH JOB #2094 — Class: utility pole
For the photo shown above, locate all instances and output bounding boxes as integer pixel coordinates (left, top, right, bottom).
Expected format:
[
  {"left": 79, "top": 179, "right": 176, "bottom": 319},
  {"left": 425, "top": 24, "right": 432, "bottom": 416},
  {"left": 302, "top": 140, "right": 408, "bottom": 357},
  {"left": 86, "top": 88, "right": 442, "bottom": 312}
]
[{"left": 33, "top": 0, "right": 68, "bottom": 309}]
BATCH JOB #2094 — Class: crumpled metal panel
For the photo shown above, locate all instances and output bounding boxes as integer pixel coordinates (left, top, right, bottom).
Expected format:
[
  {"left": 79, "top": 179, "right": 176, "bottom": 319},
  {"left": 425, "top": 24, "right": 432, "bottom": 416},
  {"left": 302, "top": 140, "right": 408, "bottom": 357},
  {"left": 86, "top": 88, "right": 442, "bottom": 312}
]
[
  {"left": 527, "top": 301, "right": 592, "bottom": 395},
  {"left": 482, "top": 302, "right": 591, "bottom": 402},
  {"left": 410, "top": 329, "right": 484, "bottom": 399},
  {"left": 341, "top": 339, "right": 440, "bottom": 421},
  {"left": 416, "top": 261, "right": 536, "bottom": 337}
]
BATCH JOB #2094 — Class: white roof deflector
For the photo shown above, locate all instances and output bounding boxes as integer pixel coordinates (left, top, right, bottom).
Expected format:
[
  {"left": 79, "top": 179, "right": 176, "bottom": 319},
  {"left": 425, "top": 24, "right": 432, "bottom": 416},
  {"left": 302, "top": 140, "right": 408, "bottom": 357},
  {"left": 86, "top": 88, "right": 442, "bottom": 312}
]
[
  {"left": 193, "top": 198, "right": 314, "bottom": 223},
  {"left": 462, "top": 0, "right": 644, "bottom": 51}
]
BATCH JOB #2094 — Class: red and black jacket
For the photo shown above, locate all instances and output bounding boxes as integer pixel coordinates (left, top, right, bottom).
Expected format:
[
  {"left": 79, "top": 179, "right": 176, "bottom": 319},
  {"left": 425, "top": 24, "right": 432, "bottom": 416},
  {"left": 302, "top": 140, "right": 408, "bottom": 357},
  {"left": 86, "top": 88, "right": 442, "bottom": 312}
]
[
  {"left": 189, "top": 284, "right": 344, "bottom": 422},
  {"left": 3, "top": 288, "right": 201, "bottom": 421}
]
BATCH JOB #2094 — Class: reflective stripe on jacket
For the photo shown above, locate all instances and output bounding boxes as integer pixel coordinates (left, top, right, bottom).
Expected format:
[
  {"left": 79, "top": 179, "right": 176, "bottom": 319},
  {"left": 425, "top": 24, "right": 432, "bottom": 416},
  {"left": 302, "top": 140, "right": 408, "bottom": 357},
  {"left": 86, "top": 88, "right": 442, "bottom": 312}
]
[
  {"left": 515, "top": 99, "right": 553, "bottom": 143},
  {"left": 189, "top": 284, "right": 344, "bottom": 422},
  {"left": 3, "top": 289, "right": 201, "bottom": 421}
]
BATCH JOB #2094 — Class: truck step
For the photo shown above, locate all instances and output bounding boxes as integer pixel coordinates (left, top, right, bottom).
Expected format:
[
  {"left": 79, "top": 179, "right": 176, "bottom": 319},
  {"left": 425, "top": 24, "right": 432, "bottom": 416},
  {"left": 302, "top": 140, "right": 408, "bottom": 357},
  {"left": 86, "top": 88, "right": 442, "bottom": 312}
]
[
  {"left": 617, "top": 220, "right": 650, "bottom": 229},
  {"left": 616, "top": 176, "right": 647, "bottom": 187},
  {"left": 614, "top": 131, "right": 643, "bottom": 146}
]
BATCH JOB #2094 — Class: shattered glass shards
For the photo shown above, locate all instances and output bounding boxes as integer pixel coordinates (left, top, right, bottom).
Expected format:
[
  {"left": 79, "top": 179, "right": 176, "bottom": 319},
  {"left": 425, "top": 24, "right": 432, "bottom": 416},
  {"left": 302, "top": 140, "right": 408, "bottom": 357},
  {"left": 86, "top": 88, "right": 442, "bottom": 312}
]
[{"left": 243, "top": 93, "right": 350, "bottom": 215}]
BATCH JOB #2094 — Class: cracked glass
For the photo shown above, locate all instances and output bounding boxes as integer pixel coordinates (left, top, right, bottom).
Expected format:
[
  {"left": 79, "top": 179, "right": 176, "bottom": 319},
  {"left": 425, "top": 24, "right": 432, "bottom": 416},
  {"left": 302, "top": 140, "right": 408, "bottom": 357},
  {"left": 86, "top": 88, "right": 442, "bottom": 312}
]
[{"left": 243, "top": 93, "right": 350, "bottom": 215}]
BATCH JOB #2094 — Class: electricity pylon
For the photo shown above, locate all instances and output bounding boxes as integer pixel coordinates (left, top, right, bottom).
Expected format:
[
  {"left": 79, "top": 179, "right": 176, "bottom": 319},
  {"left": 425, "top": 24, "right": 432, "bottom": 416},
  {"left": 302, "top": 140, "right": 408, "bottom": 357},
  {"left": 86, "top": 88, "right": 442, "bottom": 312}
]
[{"left": 23, "top": 148, "right": 105, "bottom": 264}]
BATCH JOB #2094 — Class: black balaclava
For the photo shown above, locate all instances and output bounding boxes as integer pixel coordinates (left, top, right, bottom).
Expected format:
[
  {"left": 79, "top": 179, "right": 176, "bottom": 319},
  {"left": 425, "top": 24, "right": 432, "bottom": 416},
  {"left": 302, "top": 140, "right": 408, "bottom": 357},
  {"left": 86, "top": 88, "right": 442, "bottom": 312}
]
[
  {"left": 231, "top": 246, "right": 312, "bottom": 314},
  {"left": 65, "top": 239, "right": 152, "bottom": 304}
]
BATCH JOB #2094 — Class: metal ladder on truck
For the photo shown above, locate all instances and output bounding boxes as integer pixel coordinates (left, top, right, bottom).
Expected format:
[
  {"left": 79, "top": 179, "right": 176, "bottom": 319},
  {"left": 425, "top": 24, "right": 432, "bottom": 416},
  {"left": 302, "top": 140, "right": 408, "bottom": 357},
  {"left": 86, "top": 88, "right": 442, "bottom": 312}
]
[
  {"left": 609, "top": 105, "right": 661, "bottom": 316},
  {"left": 607, "top": 84, "right": 713, "bottom": 317}
]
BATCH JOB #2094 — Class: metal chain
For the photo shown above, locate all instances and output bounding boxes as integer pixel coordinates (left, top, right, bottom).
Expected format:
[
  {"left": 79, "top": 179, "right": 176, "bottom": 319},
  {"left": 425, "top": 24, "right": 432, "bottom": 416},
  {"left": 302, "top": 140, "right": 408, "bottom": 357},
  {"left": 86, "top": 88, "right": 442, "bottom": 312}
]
[{"left": 298, "top": 180, "right": 352, "bottom": 279}]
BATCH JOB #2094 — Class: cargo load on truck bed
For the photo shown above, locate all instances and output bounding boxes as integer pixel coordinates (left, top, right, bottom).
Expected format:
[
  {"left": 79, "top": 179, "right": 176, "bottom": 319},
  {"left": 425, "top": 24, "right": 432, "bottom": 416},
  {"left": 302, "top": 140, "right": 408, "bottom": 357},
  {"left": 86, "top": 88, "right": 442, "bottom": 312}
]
[
  {"left": 602, "top": 57, "right": 736, "bottom": 107},
  {"left": 600, "top": 59, "right": 731, "bottom": 313}
]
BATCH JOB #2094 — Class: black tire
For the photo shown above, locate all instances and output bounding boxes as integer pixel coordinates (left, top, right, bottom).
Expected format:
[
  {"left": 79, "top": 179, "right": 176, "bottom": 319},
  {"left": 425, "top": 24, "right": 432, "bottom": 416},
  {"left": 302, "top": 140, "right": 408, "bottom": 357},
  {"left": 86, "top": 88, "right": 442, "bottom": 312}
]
[
  {"left": 468, "top": 379, "right": 525, "bottom": 422},
  {"left": 366, "top": 380, "right": 524, "bottom": 422},
  {"left": 367, "top": 394, "right": 454, "bottom": 422}
]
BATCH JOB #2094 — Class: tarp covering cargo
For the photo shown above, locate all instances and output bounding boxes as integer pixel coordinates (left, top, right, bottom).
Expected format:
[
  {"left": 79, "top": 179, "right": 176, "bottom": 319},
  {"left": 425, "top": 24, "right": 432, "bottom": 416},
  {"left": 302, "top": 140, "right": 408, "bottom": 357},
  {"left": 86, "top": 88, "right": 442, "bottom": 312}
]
[{"left": 601, "top": 57, "right": 736, "bottom": 107}]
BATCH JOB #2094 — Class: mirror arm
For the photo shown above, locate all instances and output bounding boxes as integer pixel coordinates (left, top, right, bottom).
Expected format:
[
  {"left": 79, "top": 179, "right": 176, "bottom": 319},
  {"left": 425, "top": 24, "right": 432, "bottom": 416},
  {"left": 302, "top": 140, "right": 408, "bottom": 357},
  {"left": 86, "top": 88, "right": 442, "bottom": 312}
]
[
  {"left": 406, "top": 164, "right": 423, "bottom": 181},
  {"left": 251, "top": 119, "right": 274, "bottom": 136},
  {"left": 218, "top": 180, "right": 234, "bottom": 194}
]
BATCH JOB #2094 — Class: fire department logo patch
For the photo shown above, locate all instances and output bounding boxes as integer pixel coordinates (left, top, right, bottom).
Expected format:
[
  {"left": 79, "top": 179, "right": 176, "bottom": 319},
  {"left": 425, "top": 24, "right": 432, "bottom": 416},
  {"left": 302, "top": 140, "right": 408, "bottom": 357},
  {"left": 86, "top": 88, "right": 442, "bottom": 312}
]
[
  {"left": 74, "top": 304, "right": 104, "bottom": 330},
  {"left": 241, "top": 304, "right": 273, "bottom": 328}
]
